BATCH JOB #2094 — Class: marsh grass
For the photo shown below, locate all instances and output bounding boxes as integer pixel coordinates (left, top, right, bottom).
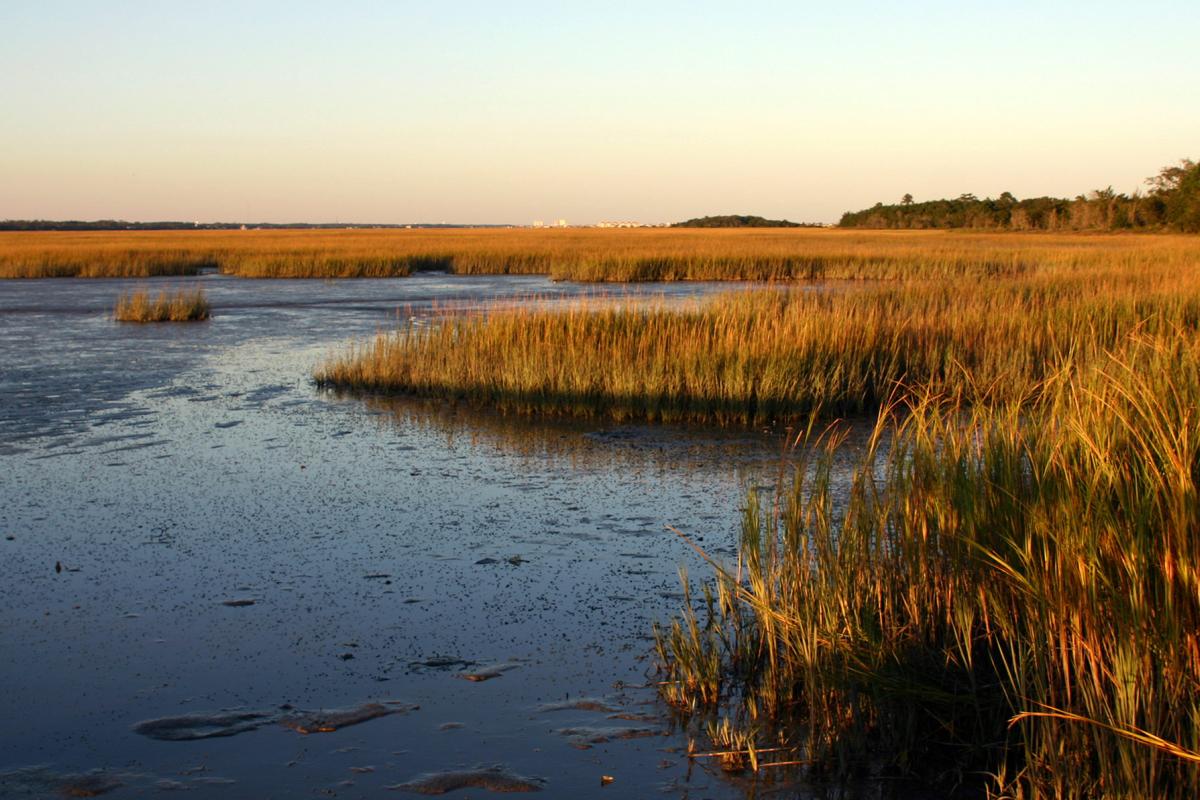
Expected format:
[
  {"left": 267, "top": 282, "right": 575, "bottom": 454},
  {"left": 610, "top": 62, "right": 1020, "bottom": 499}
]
[
  {"left": 4, "top": 228, "right": 1200, "bottom": 281},
  {"left": 656, "top": 335, "right": 1200, "bottom": 796},
  {"left": 316, "top": 264, "right": 1200, "bottom": 425},
  {"left": 113, "top": 288, "right": 210, "bottom": 322}
]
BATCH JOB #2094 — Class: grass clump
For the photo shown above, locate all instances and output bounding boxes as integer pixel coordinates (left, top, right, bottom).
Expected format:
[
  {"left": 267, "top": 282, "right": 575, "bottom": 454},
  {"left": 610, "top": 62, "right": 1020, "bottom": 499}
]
[
  {"left": 657, "top": 335, "right": 1200, "bottom": 796},
  {"left": 113, "top": 288, "right": 211, "bottom": 322}
]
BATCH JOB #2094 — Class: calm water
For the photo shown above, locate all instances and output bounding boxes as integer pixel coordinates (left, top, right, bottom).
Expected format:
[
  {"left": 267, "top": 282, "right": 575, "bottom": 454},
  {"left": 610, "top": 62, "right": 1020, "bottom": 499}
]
[{"left": 0, "top": 274, "right": 856, "bottom": 798}]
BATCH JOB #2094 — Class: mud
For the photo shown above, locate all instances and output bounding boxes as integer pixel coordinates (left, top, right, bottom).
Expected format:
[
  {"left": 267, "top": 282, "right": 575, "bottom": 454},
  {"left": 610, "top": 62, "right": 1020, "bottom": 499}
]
[
  {"left": 554, "top": 726, "right": 664, "bottom": 749},
  {"left": 134, "top": 702, "right": 416, "bottom": 740},
  {"left": 133, "top": 710, "right": 276, "bottom": 741},
  {"left": 536, "top": 698, "right": 618, "bottom": 713},
  {"left": 456, "top": 662, "right": 523, "bottom": 682},
  {"left": 280, "top": 702, "right": 416, "bottom": 734},
  {"left": 0, "top": 766, "right": 214, "bottom": 798},
  {"left": 388, "top": 765, "right": 545, "bottom": 794}
]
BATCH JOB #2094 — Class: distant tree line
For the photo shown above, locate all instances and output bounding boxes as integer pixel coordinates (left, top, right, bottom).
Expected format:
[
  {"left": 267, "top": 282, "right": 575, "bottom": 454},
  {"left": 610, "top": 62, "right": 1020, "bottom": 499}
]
[
  {"left": 673, "top": 215, "right": 819, "bottom": 228},
  {"left": 839, "top": 159, "right": 1200, "bottom": 233}
]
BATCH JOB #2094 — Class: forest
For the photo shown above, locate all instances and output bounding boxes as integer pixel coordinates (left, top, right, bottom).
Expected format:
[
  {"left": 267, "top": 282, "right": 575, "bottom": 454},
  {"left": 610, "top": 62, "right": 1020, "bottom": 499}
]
[{"left": 840, "top": 159, "right": 1200, "bottom": 232}]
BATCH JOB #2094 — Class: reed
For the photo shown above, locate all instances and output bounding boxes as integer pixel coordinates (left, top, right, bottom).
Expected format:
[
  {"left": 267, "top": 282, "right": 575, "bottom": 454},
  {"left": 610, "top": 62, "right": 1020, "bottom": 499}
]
[
  {"left": 656, "top": 335, "right": 1200, "bottom": 796},
  {"left": 316, "top": 263, "right": 1200, "bottom": 425},
  {"left": 3, "top": 228, "right": 1199, "bottom": 281},
  {"left": 113, "top": 287, "right": 211, "bottom": 322}
]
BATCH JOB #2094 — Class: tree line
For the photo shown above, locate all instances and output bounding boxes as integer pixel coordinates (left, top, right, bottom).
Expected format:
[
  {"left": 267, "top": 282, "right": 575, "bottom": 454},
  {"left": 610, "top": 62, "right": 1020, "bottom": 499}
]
[
  {"left": 673, "top": 215, "right": 819, "bottom": 228},
  {"left": 839, "top": 159, "right": 1200, "bottom": 232}
]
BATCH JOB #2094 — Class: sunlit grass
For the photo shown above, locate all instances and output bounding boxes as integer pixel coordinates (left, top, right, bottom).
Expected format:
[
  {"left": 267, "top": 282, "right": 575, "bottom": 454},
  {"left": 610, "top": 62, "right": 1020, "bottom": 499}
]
[
  {"left": 3, "top": 228, "right": 1200, "bottom": 281},
  {"left": 316, "top": 263, "right": 1200, "bottom": 425},
  {"left": 113, "top": 288, "right": 210, "bottom": 322},
  {"left": 656, "top": 335, "right": 1200, "bottom": 796}
]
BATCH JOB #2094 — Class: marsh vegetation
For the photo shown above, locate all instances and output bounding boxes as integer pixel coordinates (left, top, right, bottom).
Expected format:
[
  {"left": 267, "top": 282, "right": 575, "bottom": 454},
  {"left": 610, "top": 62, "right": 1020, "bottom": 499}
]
[
  {"left": 658, "top": 335, "right": 1200, "bottom": 797},
  {"left": 4, "top": 228, "right": 1200, "bottom": 282},
  {"left": 113, "top": 288, "right": 210, "bottom": 322},
  {"left": 316, "top": 257, "right": 1200, "bottom": 425}
]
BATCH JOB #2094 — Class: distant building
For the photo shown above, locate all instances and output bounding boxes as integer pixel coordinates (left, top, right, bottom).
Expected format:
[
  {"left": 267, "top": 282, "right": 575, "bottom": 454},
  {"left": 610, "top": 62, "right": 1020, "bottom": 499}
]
[
  {"left": 596, "top": 221, "right": 643, "bottom": 228},
  {"left": 556, "top": 219, "right": 567, "bottom": 228},
  {"left": 532, "top": 220, "right": 544, "bottom": 228}
]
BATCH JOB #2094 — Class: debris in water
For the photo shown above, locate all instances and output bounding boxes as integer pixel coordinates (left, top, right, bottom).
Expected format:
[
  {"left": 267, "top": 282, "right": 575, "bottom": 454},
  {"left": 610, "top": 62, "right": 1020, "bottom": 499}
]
[
  {"left": 134, "top": 702, "right": 416, "bottom": 741},
  {"left": 60, "top": 773, "right": 124, "bottom": 797},
  {"left": 554, "top": 726, "right": 662, "bottom": 749},
  {"left": 608, "top": 712, "right": 660, "bottom": 723},
  {"left": 456, "top": 662, "right": 522, "bottom": 682},
  {"left": 536, "top": 698, "right": 617, "bottom": 714},
  {"left": 386, "top": 765, "right": 544, "bottom": 794},
  {"left": 0, "top": 767, "right": 129, "bottom": 798},
  {"left": 281, "top": 702, "right": 415, "bottom": 734},
  {"left": 221, "top": 599, "right": 256, "bottom": 607},
  {"left": 409, "top": 656, "right": 475, "bottom": 672},
  {"left": 134, "top": 710, "right": 276, "bottom": 741},
  {"left": 474, "top": 558, "right": 498, "bottom": 565}
]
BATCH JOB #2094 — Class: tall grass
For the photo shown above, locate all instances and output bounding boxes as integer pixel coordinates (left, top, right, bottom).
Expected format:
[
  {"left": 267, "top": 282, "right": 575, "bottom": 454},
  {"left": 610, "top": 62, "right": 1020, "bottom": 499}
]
[
  {"left": 113, "top": 288, "right": 210, "bottom": 322},
  {"left": 3, "top": 228, "right": 1199, "bottom": 281},
  {"left": 656, "top": 334, "right": 1200, "bottom": 797},
  {"left": 316, "top": 265, "right": 1200, "bottom": 425}
]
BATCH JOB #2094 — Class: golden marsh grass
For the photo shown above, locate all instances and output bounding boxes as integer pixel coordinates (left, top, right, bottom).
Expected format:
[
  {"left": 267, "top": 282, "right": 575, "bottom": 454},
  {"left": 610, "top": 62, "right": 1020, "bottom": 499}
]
[
  {"left": 316, "top": 262, "right": 1200, "bottom": 424},
  {"left": 3, "top": 228, "right": 1200, "bottom": 281},
  {"left": 113, "top": 287, "right": 211, "bottom": 323},
  {"left": 657, "top": 336, "right": 1200, "bottom": 796}
]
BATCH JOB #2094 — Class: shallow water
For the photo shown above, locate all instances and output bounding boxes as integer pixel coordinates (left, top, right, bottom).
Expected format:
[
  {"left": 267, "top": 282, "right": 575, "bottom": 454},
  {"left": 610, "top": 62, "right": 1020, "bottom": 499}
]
[{"left": 1, "top": 274, "right": 861, "bottom": 798}]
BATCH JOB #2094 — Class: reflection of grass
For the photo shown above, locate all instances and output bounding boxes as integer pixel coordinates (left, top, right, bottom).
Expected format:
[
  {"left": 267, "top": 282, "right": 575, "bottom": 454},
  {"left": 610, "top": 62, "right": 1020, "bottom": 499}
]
[
  {"left": 317, "top": 261, "right": 1200, "bottom": 425},
  {"left": 4, "top": 228, "right": 1200, "bottom": 280},
  {"left": 343, "top": 392, "right": 792, "bottom": 471},
  {"left": 659, "top": 338, "right": 1200, "bottom": 796},
  {"left": 113, "top": 288, "right": 210, "bottom": 322}
]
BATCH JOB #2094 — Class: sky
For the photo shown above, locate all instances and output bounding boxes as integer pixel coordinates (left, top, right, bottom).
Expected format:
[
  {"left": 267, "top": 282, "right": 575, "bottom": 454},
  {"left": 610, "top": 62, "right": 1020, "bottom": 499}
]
[{"left": 1, "top": 1, "right": 1197, "bottom": 225}]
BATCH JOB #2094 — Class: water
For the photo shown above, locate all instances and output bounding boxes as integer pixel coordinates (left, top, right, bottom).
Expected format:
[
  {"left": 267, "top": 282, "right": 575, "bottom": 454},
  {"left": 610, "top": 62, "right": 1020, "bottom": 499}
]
[{"left": 0, "top": 274, "right": 843, "bottom": 798}]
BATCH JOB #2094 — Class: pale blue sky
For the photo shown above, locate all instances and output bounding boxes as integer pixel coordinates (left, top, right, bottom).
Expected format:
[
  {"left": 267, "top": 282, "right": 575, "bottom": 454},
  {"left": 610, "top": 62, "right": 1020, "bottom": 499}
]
[{"left": 2, "top": 1, "right": 1196, "bottom": 223}]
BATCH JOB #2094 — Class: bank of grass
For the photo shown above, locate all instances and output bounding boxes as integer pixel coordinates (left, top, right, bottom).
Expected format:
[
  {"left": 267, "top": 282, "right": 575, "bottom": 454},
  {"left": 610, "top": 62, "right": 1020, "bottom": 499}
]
[
  {"left": 113, "top": 288, "right": 210, "bottom": 322},
  {"left": 315, "top": 265, "right": 1200, "bottom": 424},
  {"left": 3, "top": 228, "right": 1200, "bottom": 281},
  {"left": 657, "top": 335, "right": 1200, "bottom": 797}
]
